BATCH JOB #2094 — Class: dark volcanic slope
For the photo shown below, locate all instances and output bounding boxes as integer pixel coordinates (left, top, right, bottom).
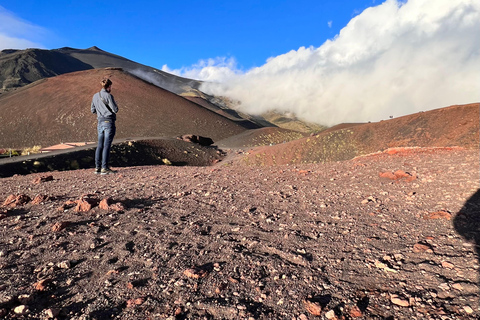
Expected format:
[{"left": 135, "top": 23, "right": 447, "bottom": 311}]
[
  {"left": 0, "top": 47, "right": 201, "bottom": 95},
  {"left": 0, "top": 68, "right": 251, "bottom": 148},
  {"left": 0, "top": 49, "right": 93, "bottom": 90}
]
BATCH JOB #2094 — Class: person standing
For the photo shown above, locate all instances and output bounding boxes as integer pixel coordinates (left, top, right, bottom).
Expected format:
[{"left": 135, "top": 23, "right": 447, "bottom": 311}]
[{"left": 91, "top": 78, "right": 118, "bottom": 174}]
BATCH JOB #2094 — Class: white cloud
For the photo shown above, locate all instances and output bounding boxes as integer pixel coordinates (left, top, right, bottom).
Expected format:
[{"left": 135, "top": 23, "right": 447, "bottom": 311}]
[
  {"left": 173, "top": 0, "right": 480, "bottom": 126},
  {"left": 0, "top": 6, "right": 48, "bottom": 50},
  {"left": 327, "top": 21, "right": 333, "bottom": 28},
  {"left": 162, "top": 57, "right": 241, "bottom": 82}
]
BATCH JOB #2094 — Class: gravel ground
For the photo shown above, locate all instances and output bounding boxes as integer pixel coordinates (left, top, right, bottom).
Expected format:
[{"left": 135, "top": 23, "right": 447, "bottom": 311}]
[{"left": 0, "top": 148, "right": 478, "bottom": 319}]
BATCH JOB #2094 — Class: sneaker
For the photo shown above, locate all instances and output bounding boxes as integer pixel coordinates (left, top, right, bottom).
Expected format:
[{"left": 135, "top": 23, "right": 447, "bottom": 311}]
[
  {"left": 100, "top": 168, "right": 116, "bottom": 175},
  {"left": 94, "top": 168, "right": 101, "bottom": 174}
]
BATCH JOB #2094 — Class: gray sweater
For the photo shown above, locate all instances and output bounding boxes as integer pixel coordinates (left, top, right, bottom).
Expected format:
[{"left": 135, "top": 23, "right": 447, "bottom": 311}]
[{"left": 91, "top": 89, "right": 119, "bottom": 121}]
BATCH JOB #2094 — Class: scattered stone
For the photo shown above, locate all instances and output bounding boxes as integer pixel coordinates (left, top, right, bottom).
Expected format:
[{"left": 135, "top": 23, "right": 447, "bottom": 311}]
[
  {"left": 0, "top": 309, "right": 7, "bottom": 317},
  {"left": 463, "top": 306, "right": 474, "bottom": 314},
  {"left": 174, "top": 307, "right": 183, "bottom": 316},
  {"left": 390, "top": 294, "right": 410, "bottom": 307},
  {"left": 32, "top": 175, "right": 54, "bottom": 184},
  {"left": 325, "top": 309, "right": 337, "bottom": 319},
  {"left": 215, "top": 283, "right": 227, "bottom": 294},
  {"left": 452, "top": 283, "right": 463, "bottom": 291},
  {"left": 34, "top": 278, "right": 52, "bottom": 291},
  {"left": 228, "top": 277, "right": 239, "bottom": 284},
  {"left": 126, "top": 297, "right": 145, "bottom": 308},
  {"left": 441, "top": 261, "right": 455, "bottom": 269},
  {"left": 413, "top": 243, "right": 434, "bottom": 253},
  {"left": 374, "top": 260, "right": 397, "bottom": 273},
  {"left": 379, "top": 170, "right": 416, "bottom": 182},
  {"left": 57, "top": 260, "right": 71, "bottom": 269},
  {"left": 303, "top": 298, "right": 322, "bottom": 316},
  {"left": 348, "top": 305, "right": 363, "bottom": 318},
  {"left": 14, "top": 305, "right": 29, "bottom": 315},
  {"left": 52, "top": 221, "right": 69, "bottom": 232},
  {"left": 184, "top": 266, "right": 209, "bottom": 279}
]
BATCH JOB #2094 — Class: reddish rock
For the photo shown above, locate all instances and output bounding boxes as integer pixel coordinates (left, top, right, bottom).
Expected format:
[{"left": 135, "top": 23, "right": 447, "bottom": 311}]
[
  {"left": 424, "top": 210, "right": 451, "bottom": 220},
  {"left": 32, "top": 175, "right": 53, "bottom": 184},
  {"left": 99, "top": 198, "right": 125, "bottom": 212},
  {"left": 126, "top": 297, "right": 145, "bottom": 308},
  {"left": 379, "top": 170, "right": 416, "bottom": 182},
  {"left": 413, "top": 243, "right": 434, "bottom": 253},
  {"left": 184, "top": 267, "right": 209, "bottom": 279},
  {"left": 52, "top": 221, "right": 69, "bottom": 232},
  {"left": 379, "top": 172, "right": 396, "bottom": 180},
  {"left": 390, "top": 294, "right": 410, "bottom": 307},
  {"left": 32, "top": 194, "right": 49, "bottom": 204},
  {"left": 3, "top": 194, "right": 31, "bottom": 207},
  {"left": 74, "top": 198, "right": 98, "bottom": 212},
  {"left": 34, "top": 278, "right": 52, "bottom": 291},
  {"left": 304, "top": 299, "right": 322, "bottom": 316},
  {"left": 99, "top": 198, "right": 111, "bottom": 210},
  {"left": 348, "top": 305, "right": 363, "bottom": 318}
]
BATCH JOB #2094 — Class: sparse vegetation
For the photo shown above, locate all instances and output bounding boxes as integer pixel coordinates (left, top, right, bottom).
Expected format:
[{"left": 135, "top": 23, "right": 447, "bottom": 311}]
[{"left": 20, "top": 145, "right": 42, "bottom": 156}]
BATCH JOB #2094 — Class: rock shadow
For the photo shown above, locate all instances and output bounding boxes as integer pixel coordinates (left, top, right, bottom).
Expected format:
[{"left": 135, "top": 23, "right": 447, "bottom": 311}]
[{"left": 453, "top": 188, "right": 480, "bottom": 305}]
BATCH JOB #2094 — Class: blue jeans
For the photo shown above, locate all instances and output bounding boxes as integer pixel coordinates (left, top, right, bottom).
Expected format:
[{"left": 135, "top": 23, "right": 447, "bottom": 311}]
[{"left": 95, "top": 120, "right": 116, "bottom": 169}]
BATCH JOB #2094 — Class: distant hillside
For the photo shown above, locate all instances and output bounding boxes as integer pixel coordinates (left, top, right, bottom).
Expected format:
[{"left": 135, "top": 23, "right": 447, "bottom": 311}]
[
  {"left": 231, "top": 103, "right": 480, "bottom": 166},
  {"left": 0, "top": 68, "right": 256, "bottom": 148}
]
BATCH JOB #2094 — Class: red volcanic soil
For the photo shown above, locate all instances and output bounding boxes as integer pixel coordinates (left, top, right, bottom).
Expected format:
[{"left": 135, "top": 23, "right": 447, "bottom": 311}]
[
  {"left": 0, "top": 68, "right": 253, "bottom": 149},
  {"left": 232, "top": 103, "right": 479, "bottom": 166},
  {"left": 0, "top": 147, "right": 478, "bottom": 319}
]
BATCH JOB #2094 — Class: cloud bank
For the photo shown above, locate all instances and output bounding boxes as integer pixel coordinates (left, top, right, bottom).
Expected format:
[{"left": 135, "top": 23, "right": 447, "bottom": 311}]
[
  {"left": 165, "top": 0, "right": 480, "bottom": 125},
  {"left": 0, "top": 6, "right": 47, "bottom": 50}
]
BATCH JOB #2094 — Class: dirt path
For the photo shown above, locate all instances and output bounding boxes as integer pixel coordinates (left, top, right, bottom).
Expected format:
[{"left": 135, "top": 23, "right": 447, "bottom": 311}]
[{"left": 0, "top": 148, "right": 478, "bottom": 319}]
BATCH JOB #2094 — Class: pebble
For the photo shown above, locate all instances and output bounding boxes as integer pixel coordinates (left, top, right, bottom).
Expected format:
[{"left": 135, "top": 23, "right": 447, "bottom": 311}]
[
  {"left": 14, "top": 305, "right": 29, "bottom": 315},
  {"left": 58, "top": 260, "right": 71, "bottom": 269},
  {"left": 463, "top": 306, "right": 473, "bottom": 314},
  {"left": 390, "top": 295, "right": 410, "bottom": 307},
  {"left": 325, "top": 310, "right": 336, "bottom": 319}
]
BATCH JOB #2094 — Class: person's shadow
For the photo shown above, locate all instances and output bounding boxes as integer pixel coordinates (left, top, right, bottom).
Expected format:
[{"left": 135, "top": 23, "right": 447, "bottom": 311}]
[{"left": 454, "top": 188, "right": 480, "bottom": 306}]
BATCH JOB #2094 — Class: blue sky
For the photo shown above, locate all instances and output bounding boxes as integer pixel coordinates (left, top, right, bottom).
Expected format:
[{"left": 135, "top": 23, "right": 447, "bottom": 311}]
[
  {"left": 0, "top": 0, "right": 479, "bottom": 125},
  {"left": 0, "top": 0, "right": 376, "bottom": 70}
]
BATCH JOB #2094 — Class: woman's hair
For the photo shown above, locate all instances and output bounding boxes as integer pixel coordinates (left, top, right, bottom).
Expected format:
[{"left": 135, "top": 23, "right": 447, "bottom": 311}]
[{"left": 101, "top": 78, "right": 113, "bottom": 89}]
